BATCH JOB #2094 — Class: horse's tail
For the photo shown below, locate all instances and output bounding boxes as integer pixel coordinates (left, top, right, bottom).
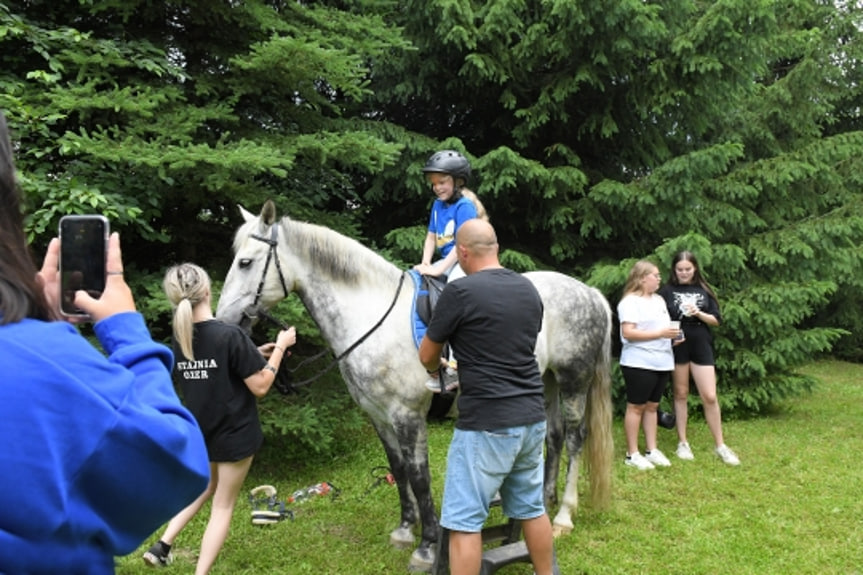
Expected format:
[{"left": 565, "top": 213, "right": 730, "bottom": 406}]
[
  {"left": 461, "top": 189, "right": 489, "bottom": 222},
  {"left": 584, "top": 292, "right": 614, "bottom": 510}
]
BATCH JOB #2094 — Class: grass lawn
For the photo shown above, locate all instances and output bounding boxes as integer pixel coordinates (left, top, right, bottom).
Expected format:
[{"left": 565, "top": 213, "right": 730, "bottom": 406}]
[{"left": 116, "top": 359, "right": 863, "bottom": 574}]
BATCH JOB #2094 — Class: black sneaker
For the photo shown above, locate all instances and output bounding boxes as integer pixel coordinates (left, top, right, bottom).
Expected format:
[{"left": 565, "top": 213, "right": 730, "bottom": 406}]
[{"left": 142, "top": 541, "right": 173, "bottom": 567}]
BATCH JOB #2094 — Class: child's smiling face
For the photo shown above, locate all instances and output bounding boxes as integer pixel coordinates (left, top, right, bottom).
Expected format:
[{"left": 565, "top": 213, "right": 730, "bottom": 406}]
[{"left": 427, "top": 173, "right": 455, "bottom": 201}]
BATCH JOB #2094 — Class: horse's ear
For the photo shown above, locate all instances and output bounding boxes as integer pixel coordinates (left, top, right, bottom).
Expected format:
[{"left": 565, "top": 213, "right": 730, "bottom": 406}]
[
  {"left": 238, "top": 204, "right": 256, "bottom": 223},
  {"left": 261, "top": 200, "right": 277, "bottom": 226}
]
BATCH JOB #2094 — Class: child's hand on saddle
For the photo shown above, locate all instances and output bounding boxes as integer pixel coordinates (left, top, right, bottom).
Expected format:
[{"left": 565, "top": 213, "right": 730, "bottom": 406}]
[{"left": 413, "top": 263, "right": 437, "bottom": 276}]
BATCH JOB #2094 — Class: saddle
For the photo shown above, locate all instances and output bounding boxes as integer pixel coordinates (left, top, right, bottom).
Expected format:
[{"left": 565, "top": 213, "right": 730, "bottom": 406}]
[{"left": 408, "top": 270, "right": 448, "bottom": 348}]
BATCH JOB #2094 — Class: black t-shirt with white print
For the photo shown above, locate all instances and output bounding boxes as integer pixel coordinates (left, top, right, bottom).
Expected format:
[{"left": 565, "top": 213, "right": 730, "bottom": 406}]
[
  {"left": 658, "top": 284, "right": 721, "bottom": 325},
  {"left": 173, "top": 320, "right": 267, "bottom": 462}
]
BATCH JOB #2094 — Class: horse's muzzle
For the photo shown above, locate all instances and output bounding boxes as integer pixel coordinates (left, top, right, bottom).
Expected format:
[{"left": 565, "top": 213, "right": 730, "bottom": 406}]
[{"left": 238, "top": 304, "right": 259, "bottom": 333}]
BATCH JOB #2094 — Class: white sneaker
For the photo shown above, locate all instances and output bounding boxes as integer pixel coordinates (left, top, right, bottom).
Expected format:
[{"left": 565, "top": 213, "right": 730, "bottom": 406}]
[
  {"left": 624, "top": 452, "right": 655, "bottom": 470},
  {"left": 645, "top": 449, "right": 671, "bottom": 467},
  {"left": 676, "top": 441, "right": 694, "bottom": 460},
  {"left": 424, "top": 367, "right": 459, "bottom": 393},
  {"left": 424, "top": 376, "right": 442, "bottom": 392},
  {"left": 715, "top": 444, "right": 740, "bottom": 465}
]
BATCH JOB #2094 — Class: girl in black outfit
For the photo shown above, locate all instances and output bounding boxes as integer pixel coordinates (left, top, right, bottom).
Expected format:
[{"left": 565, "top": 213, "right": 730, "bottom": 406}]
[
  {"left": 659, "top": 251, "right": 740, "bottom": 466},
  {"left": 144, "top": 263, "right": 296, "bottom": 572}
]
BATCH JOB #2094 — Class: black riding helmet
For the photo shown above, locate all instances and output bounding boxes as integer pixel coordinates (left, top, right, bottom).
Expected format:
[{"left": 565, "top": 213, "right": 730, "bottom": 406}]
[
  {"left": 422, "top": 150, "right": 471, "bottom": 186},
  {"left": 422, "top": 150, "right": 471, "bottom": 205}
]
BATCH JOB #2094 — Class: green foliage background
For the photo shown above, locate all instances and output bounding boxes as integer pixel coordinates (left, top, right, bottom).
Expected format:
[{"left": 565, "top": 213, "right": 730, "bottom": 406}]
[{"left": 3, "top": 0, "right": 863, "bottom": 443}]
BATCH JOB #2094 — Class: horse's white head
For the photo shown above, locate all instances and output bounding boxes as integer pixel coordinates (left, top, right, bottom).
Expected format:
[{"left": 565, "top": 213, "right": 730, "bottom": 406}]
[{"left": 215, "top": 200, "right": 292, "bottom": 329}]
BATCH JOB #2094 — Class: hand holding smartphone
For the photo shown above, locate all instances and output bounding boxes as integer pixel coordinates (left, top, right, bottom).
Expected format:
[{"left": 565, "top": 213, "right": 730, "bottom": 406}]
[{"left": 59, "top": 215, "right": 109, "bottom": 317}]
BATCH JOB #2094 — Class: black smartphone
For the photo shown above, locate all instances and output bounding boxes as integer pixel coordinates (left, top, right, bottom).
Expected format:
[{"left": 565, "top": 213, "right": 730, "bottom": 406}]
[{"left": 59, "top": 215, "right": 109, "bottom": 317}]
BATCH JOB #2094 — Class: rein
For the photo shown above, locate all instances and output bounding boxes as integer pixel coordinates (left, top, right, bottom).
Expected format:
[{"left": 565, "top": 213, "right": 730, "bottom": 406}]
[{"left": 244, "top": 223, "right": 408, "bottom": 389}]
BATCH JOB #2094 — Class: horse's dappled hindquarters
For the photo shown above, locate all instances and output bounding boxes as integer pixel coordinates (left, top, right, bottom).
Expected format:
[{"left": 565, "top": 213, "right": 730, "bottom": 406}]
[{"left": 216, "top": 200, "right": 613, "bottom": 572}]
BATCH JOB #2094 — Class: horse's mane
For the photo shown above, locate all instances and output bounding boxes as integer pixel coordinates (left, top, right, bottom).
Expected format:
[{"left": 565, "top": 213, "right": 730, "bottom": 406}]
[{"left": 235, "top": 215, "right": 402, "bottom": 289}]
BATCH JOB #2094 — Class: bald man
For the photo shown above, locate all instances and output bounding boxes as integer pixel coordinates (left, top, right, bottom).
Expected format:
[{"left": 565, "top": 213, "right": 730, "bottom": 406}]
[{"left": 419, "top": 219, "right": 555, "bottom": 575}]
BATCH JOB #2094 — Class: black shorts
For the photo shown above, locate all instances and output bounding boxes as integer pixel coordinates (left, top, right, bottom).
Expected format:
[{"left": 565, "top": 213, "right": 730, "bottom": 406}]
[
  {"left": 673, "top": 325, "right": 715, "bottom": 366},
  {"left": 204, "top": 426, "right": 263, "bottom": 463},
  {"left": 621, "top": 366, "right": 669, "bottom": 405}
]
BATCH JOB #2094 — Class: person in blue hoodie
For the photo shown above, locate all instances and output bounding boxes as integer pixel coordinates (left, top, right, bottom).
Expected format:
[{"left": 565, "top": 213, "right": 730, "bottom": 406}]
[{"left": 0, "top": 111, "right": 210, "bottom": 574}]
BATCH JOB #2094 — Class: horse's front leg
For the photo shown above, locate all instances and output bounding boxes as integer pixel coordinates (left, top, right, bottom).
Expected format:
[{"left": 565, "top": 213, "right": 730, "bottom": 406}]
[
  {"left": 392, "top": 412, "right": 439, "bottom": 573},
  {"left": 372, "top": 422, "right": 420, "bottom": 549}
]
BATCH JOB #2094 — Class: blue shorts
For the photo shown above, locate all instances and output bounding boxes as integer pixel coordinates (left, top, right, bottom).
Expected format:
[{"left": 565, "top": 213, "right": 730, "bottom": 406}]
[{"left": 440, "top": 421, "right": 547, "bottom": 533}]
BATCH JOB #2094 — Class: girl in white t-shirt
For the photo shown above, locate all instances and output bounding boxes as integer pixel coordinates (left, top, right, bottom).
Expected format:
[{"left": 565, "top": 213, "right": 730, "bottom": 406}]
[{"left": 617, "top": 260, "right": 682, "bottom": 470}]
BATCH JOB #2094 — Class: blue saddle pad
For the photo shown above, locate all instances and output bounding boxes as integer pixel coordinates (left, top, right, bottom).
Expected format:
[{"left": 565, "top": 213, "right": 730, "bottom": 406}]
[{"left": 408, "top": 269, "right": 428, "bottom": 348}]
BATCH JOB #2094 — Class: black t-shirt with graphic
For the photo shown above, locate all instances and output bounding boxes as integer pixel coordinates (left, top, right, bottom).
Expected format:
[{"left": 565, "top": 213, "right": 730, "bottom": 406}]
[
  {"left": 173, "top": 320, "right": 266, "bottom": 462},
  {"left": 658, "top": 284, "right": 721, "bottom": 325}
]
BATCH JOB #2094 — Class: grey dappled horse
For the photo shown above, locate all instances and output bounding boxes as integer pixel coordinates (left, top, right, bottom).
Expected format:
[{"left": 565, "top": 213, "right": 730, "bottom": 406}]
[{"left": 215, "top": 201, "right": 613, "bottom": 572}]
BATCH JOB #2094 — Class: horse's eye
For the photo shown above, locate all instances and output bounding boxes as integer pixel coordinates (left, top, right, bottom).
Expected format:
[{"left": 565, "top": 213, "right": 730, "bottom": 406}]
[{"left": 239, "top": 258, "right": 252, "bottom": 269}]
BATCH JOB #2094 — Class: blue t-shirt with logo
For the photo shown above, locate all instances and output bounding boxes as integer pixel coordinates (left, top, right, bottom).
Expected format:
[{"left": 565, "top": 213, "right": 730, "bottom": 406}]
[{"left": 428, "top": 196, "right": 478, "bottom": 258}]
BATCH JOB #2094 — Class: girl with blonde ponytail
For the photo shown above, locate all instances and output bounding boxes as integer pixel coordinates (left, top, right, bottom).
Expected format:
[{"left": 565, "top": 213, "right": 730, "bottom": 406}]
[
  {"left": 163, "top": 263, "right": 210, "bottom": 361},
  {"left": 144, "top": 263, "right": 296, "bottom": 573}
]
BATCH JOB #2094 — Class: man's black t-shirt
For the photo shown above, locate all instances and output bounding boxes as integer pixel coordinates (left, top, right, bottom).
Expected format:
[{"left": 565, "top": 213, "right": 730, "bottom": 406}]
[
  {"left": 426, "top": 268, "right": 545, "bottom": 431},
  {"left": 173, "top": 320, "right": 266, "bottom": 462}
]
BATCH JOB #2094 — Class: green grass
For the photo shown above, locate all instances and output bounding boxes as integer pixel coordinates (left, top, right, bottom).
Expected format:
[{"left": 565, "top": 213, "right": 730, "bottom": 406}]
[{"left": 116, "top": 359, "right": 863, "bottom": 574}]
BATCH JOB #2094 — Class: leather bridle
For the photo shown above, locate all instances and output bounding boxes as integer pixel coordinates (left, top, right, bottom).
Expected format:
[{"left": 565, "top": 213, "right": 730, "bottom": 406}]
[
  {"left": 241, "top": 224, "right": 290, "bottom": 328},
  {"left": 239, "top": 222, "right": 407, "bottom": 390}
]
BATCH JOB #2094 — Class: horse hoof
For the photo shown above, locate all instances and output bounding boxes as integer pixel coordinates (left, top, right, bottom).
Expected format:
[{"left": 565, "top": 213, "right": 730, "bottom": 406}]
[
  {"left": 407, "top": 546, "right": 435, "bottom": 572},
  {"left": 552, "top": 523, "right": 573, "bottom": 538},
  {"left": 389, "top": 526, "right": 415, "bottom": 549}
]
